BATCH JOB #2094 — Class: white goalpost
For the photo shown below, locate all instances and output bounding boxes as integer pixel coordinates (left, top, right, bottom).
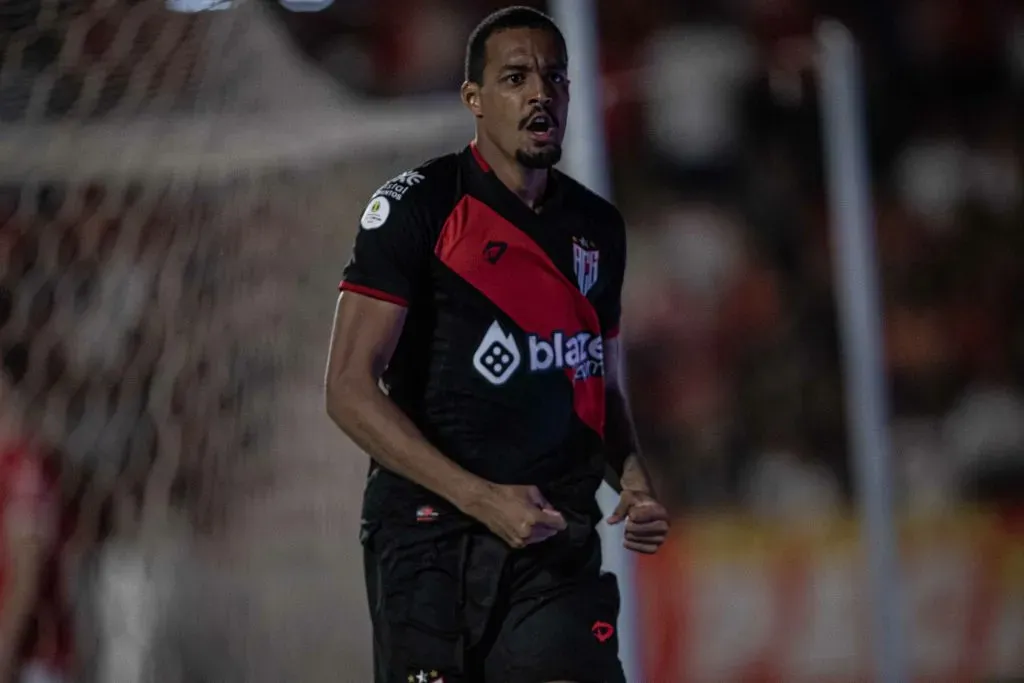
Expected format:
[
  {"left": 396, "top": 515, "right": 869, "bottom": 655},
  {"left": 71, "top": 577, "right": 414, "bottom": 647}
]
[
  {"left": 548, "top": 2, "right": 640, "bottom": 682},
  {"left": 816, "top": 20, "right": 908, "bottom": 683}
]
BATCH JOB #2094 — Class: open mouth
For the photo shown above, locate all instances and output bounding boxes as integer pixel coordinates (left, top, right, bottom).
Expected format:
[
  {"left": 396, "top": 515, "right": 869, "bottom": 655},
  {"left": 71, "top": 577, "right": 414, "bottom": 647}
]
[{"left": 525, "top": 114, "right": 557, "bottom": 141}]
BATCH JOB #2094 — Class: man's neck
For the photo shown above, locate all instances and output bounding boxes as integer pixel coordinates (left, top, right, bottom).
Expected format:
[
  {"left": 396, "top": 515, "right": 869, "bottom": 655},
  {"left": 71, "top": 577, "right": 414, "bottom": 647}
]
[{"left": 474, "top": 136, "right": 548, "bottom": 209}]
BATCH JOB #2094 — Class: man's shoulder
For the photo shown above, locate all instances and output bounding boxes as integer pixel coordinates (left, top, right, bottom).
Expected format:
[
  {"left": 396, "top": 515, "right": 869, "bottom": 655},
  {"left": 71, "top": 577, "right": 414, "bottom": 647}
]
[
  {"left": 368, "top": 152, "right": 462, "bottom": 208},
  {"left": 356, "top": 152, "right": 462, "bottom": 232}
]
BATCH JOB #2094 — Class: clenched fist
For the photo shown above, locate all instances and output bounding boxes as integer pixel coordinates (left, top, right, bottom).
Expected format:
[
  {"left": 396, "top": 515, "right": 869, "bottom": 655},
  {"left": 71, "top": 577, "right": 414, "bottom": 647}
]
[
  {"left": 464, "top": 483, "right": 567, "bottom": 549},
  {"left": 606, "top": 489, "right": 669, "bottom": 554}
]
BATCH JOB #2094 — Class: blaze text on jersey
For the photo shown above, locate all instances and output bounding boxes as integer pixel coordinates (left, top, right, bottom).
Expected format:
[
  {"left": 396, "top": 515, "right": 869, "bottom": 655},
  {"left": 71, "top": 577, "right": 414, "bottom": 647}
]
[{"left": 528, "top": 330, "right": 604, "bottom": 381}]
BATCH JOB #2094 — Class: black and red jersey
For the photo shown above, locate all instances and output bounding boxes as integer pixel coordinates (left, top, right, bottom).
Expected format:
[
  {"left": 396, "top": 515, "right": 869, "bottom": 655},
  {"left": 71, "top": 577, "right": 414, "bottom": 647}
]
[{"left": 340, "top": 143, "right": 625, "bottom": 528}]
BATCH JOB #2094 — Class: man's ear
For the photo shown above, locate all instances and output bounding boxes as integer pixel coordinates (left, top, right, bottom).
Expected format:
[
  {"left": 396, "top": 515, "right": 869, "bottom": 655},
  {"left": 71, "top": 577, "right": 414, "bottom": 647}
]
[{"left": 461, "top": 81, "right": 483, "bottom": 118}]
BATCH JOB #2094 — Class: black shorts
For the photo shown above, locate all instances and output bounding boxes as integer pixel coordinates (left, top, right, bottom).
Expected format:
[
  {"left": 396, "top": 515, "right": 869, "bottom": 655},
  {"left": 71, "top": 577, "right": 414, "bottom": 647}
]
[{"left": 363, "top": 522, "right": 626, "bottom": 683}]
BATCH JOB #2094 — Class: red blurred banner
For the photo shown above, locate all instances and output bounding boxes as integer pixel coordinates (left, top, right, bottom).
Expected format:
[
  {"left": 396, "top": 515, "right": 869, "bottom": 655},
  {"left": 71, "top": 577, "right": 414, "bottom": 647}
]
[{"left": 635, "top": 510, "right": 1024, "bottom": 683}]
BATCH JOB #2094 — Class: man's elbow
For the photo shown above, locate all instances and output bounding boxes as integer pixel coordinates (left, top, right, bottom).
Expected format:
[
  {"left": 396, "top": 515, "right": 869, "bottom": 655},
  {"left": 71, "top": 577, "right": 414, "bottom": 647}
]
[
  {"left": 325, "top": 368, "right": 374, "bottom": 430},
  {"left": 325, "top": 371, "right": 355, "bottom": 428}
]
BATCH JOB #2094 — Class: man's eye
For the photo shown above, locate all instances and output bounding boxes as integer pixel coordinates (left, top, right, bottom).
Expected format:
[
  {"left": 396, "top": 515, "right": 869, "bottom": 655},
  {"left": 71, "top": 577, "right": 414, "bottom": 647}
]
[
  {"left": 506, "top": 73, "right": 524, "bottom": 85},
  {"left": 550, "top": 73, "right": 566, "bottom": 84}
]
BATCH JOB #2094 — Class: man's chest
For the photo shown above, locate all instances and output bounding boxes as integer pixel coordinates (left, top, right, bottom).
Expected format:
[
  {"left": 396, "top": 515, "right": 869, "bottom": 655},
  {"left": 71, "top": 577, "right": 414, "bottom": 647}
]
[{"left": 429, "top": 193, "right": 612, "bottom": 307}]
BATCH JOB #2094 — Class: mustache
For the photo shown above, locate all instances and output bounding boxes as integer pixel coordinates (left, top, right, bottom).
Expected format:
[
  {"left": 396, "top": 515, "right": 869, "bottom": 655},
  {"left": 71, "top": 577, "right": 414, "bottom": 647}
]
[{"left": 519, "top": 108, "right": 558, "bottom": 130}]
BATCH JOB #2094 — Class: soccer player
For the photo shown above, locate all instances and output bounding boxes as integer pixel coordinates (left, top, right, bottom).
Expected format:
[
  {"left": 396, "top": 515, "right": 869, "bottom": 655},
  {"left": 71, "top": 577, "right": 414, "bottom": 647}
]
[{"left": 325, "top": 6, "right": 669, "bottom": 683}]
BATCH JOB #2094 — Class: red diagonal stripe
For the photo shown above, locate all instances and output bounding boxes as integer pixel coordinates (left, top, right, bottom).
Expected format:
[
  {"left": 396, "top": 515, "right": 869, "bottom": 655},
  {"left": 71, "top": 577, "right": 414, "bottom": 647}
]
[{"left": 435, "top": 195, "right": 605, "bottom": 436}]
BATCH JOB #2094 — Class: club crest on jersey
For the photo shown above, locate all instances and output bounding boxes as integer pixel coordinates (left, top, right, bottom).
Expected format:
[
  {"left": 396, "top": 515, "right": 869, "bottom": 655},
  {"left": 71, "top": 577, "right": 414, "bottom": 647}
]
[{"left": 572, "top": 237, "right": 599, "bottom": 296}]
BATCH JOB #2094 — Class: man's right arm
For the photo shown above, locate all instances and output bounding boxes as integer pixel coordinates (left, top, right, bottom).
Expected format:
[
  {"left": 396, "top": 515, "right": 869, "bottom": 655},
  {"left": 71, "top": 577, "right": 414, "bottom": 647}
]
[{"left": 324, "top": 291, "right": 490, "bottom": 512}]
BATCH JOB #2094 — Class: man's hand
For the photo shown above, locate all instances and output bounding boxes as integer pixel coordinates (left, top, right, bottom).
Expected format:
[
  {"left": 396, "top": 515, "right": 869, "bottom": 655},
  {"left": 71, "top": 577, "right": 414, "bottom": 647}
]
[
  {"left": 606, "top": 489, "right": 670, "bottom": 554},
  {"left": 462, "top": 484, "right": 567, "bottom": 549}
]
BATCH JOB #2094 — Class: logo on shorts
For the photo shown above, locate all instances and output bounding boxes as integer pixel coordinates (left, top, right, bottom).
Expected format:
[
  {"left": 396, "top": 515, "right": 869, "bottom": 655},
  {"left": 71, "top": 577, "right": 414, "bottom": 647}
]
[
  {"left": 408, "top": 670, "right": 443, "bottom": 683},
  {"left": 591, "top": 620, "right": 615, "bottom": 643},
  {"left": 472, "top": 321, "right": 520, "bottom": 385},
  {"left": 415, "top": 505, "right": 439, "bottom": 523}
]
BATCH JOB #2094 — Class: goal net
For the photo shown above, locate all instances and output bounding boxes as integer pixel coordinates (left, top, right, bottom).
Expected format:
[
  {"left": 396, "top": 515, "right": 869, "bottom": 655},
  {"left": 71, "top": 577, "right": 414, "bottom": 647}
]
[{"left": 0, "top": 1, "right": 469, "bottom": 681}]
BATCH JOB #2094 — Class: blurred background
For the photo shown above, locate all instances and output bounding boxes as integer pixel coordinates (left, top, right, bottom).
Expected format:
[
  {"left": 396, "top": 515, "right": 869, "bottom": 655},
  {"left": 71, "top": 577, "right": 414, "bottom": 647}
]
[{"left": 1, "top": 0, "right": 1022, "bottom": 681}]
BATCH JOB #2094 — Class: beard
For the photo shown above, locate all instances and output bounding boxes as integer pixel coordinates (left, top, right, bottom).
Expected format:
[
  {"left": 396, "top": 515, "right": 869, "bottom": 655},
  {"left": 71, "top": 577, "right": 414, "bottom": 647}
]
[{"left": 516, "top": 144, "right": 562, "bottom": 169}]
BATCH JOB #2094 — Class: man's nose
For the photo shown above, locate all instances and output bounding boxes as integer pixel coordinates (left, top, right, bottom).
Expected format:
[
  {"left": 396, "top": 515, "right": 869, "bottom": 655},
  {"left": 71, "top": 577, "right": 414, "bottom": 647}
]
[{"left": 528, "top": 75, "right": 554, "bottom": 106}]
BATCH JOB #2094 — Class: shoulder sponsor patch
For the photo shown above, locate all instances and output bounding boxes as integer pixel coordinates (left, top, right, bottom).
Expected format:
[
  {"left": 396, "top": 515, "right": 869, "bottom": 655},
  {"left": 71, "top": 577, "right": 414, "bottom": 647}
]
[
  {"left": 373, "top": 170, "right": 425, "bottom": 203},
  {"left": 360, "top": 196, "right": 390, "bottom": 229}
]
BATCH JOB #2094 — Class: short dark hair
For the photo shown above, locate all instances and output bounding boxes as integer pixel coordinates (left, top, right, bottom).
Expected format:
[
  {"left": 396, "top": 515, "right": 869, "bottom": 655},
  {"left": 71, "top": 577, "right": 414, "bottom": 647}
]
[{"left": 464, "top": 6, "right": 567, "bottom": 84}]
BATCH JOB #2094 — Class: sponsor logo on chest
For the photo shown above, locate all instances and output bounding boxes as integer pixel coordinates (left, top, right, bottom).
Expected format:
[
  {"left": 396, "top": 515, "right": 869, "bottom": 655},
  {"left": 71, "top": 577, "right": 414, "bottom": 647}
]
[{"left": 473, "top": 321, "right": 603, "bottom": 386}]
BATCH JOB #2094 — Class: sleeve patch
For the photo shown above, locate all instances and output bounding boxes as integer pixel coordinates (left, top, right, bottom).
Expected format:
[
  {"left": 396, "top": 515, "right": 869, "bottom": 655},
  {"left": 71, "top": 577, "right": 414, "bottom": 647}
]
[{"left": 360, "top": 196, "right": 391, "bottom": 230}]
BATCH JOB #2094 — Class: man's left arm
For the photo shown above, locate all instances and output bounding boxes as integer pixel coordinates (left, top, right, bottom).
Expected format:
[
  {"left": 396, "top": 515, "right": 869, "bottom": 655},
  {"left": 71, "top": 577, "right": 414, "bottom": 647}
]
[
  {"left": 602, "top": 336, "right": 651, "bottom": 494},
  {"left": 601, "top": 336, "right": 670, "bottom": 554},
  {"left": 596, "top": 213, "right": 670, "bottom": 554}
]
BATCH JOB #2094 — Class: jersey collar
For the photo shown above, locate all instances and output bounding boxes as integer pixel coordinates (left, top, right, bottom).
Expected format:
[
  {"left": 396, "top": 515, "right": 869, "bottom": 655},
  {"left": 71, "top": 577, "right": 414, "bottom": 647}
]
[{"left": 465, "top": 141, "right": 565, "bottom": 214}]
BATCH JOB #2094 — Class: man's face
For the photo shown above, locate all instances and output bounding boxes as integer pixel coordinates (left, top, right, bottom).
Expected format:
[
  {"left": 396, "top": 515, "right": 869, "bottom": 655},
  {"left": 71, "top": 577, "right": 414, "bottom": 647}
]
[{"left": 467, "top": 27, "right": 569, "bottom": 169}]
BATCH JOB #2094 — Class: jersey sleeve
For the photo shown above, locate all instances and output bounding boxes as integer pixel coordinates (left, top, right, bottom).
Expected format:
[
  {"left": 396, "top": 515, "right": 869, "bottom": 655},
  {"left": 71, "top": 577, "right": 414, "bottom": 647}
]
[
  {"left": 597, "top": 213, "right": 626, "bottom": 340},
  {"left": 339, "top": 188, "right": 432, "bottom": 307}
]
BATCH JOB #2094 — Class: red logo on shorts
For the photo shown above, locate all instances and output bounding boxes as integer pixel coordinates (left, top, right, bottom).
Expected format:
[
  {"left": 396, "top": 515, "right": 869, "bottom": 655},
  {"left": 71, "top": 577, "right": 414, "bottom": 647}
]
[
  {"left": 416, "top": 506, "right": 439, "bottom": 523},
  {"left": 591, "top": 620, "right": 614, "bottom": 643}
]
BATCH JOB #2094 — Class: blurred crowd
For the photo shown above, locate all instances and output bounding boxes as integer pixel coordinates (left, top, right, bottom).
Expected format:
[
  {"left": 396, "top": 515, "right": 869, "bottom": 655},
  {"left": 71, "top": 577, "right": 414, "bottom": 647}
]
[
  {"left": 275, "top": 0, "right": 1024, "bottom": 519},
  {"left": 611, "top": 0, "right": 1024, "bottom": 520}
]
